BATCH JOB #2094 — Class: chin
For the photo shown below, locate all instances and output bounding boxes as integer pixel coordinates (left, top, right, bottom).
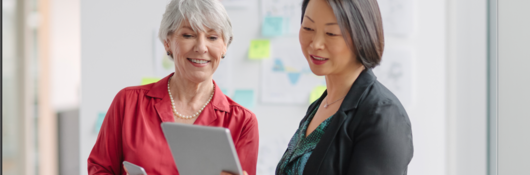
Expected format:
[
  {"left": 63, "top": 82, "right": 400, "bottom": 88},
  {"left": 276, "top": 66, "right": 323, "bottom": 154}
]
[{"left": 309, "top": 66, "right": 328, "bottom": 76}]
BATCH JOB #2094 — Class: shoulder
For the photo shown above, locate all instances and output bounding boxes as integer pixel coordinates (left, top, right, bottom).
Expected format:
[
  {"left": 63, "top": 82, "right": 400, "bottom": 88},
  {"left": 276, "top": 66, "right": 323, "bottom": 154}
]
[
  {"left": 111, "top": 83, "right": 154, "bottom": 105},
  {"left": 355, "top": 80, "right": 410, "bottom": 127},
  {"left": 223, "top": 95, "right": 258, "bottom": 124},
  {"left": 361, "top": 81, "right": 404, "bottom": 111},
  {"left": 119, "top": 83, "right": 154, "bottom": 94}
]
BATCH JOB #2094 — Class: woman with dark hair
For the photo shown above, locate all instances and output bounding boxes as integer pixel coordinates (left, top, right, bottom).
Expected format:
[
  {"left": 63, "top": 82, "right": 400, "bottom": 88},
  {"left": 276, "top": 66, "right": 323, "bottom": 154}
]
[{"left": 274, "top": 0, "right": 414, "bottom": 174}]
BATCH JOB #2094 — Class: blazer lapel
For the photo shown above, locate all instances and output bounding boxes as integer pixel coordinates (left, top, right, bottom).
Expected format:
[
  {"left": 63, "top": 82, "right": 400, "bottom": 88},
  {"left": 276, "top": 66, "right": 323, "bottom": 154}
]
[
  {"left": 303, "top": 69, "right": 377, "bottom": 174},
  {"left": 302, "top": 110, "right": 349, "bottom": 174}
]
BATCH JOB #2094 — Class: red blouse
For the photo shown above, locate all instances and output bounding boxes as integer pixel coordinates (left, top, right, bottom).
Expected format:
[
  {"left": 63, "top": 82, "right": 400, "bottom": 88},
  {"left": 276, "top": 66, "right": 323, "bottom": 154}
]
[{"left": 87, "top": 74, "right": 259, "bottom": 175}]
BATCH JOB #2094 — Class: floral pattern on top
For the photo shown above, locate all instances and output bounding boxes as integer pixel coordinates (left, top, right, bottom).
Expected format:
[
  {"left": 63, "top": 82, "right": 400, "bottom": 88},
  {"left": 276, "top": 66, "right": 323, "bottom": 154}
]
[{"left": 276, "top": 104, "right": 334, "bottom": 175}]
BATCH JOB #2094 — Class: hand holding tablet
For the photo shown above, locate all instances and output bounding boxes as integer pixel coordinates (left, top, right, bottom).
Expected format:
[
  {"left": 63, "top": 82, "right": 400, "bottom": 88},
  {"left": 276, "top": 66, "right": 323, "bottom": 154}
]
[
  {"left": 123, "top": 122, "right": 249, "bottom": 175},
  {"left": 123, "top": 160, "right": 248, "bottom": 175}
]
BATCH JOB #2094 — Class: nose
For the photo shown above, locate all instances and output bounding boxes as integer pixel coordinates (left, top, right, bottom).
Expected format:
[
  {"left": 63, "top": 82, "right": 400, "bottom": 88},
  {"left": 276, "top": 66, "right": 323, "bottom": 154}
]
[
  {"left": 194, "top": 37, "right": 208, "bottom": 54},
  {"left": 310, "top": 33, "right": 325, "bottom": 50}
]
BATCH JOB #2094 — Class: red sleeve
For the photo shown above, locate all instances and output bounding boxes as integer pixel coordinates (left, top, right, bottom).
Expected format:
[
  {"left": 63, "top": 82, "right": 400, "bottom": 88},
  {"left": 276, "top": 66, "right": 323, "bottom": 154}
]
[
  {"left": 87, "top": 89, "right": 127, "bottom": 175},
  {"left": 235, "top": 109, "right": 259, "bottom": 175}
]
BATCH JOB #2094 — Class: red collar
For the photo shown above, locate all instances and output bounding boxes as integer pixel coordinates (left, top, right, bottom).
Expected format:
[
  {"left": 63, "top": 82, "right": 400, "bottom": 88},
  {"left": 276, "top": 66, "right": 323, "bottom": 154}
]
[
  {"left": 147, "top": 73, "right": 230, "bottom": 112},
  {"left": 146, "top": 73, "right": 231, "bottom": 124}
]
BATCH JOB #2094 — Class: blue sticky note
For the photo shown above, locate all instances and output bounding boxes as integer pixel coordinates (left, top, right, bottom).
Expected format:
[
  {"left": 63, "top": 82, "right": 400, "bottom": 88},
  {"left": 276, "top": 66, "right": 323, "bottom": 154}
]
[
  {"left": 95, "top": 112, "right": 105, "bottom": 134},
  {"left": 272, "top": 58, "right": 285, "bottom": 71},
  {"left": 287, "top": 72, "right": 301, "bottom": 85},
  {"left": 233, "top": 89, "right": 255, "bottom": 108},
  {"left": 262, "top": 17, "right": 283, "bottom": 36}
]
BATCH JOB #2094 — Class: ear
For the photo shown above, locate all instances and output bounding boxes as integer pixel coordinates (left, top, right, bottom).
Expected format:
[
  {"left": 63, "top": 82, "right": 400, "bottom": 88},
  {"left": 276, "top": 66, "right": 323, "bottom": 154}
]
[
  {"left": 163, "top": 38, "right": 171, "bottom": 53},
  {"left": 222, "top": 43, "right": 228, "bottom": 56}
]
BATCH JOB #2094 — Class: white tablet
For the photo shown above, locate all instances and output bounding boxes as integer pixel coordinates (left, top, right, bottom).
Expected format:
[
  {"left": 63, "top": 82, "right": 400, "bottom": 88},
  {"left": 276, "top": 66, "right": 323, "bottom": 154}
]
[
  {"left": 161, "top": 122, "right": 243, "bottom": 175},
  {"left": 123, "top": 161, "right": 147, "bottom": 175}
]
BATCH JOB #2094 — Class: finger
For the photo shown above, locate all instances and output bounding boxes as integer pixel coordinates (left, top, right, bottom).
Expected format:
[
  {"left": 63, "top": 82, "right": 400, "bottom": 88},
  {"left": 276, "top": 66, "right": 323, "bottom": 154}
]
[{"left": 243, "top": 171, "right": 248, "bottom": 175}]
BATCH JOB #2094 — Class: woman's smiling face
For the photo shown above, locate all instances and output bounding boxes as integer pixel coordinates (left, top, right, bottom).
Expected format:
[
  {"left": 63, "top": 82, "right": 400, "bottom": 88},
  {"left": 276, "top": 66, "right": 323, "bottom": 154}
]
[
  {"left": 299, "top": 0, "right": 360, "bottom": 76},
  {"left": 164, "top": 19, "right": 227, "bottom": 83}
]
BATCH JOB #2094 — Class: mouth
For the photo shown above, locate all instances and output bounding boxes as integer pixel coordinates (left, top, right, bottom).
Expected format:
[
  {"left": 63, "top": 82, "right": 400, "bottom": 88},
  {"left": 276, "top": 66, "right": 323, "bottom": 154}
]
[
  {"left": 310, "top": 55, "right": 329, "bottom": 61},
  {"left": 187, "top": 58, "right": 210, "bottom": 64},
  {"left": 310, "top": 54, "right": 329, "bottom": 65}
]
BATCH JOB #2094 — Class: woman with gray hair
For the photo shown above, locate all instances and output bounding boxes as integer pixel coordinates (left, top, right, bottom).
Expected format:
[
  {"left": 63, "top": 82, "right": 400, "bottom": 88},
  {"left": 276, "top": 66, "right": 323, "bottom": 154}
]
[{"left": 87, "top": 0, "right": 258, "bottom": 174}]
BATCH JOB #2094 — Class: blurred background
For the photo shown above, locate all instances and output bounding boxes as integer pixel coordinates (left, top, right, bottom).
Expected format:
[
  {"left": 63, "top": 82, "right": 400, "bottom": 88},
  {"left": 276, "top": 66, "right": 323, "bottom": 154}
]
[{"left": 2, "top": 0, "right": 528, "bottom": 174}]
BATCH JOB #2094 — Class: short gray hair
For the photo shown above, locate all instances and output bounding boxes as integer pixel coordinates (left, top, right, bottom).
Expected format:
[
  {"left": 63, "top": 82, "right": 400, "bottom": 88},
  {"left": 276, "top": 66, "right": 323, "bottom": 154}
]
[{"left": 159, "top": 0, "right": 233, "bottom": 46}]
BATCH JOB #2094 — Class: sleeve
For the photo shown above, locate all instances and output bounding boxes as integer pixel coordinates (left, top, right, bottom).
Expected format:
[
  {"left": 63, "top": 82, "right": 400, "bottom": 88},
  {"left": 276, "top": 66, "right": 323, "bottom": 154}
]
[
  {"left": 235, "top": 110, "right": 260, "bottom": 175},
  {"left": 346, "top": 101, "right": 414, "bottom": 175},
  {"left": 87, "top": 89, "right": 127, "bottom": 175}
]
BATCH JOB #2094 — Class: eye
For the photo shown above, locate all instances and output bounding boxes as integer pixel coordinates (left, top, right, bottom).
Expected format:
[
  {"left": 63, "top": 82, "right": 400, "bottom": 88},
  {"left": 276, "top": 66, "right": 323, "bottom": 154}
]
[
  {"left": 208, "top": 36, "right": 218, "bottom": 41},
  {"left": 182, "top": 34, "right": 193, "bottom": 38},
  {"left": 326, "top": 32, "right": 339, "bottom": 36},
  {"left": 302, "top": 27, "right": 314, "bottom": 31}
]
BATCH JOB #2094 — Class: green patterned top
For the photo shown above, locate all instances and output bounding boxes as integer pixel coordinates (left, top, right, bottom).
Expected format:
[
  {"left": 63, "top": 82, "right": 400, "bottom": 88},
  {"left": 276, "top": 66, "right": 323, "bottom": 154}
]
[{"left": 276, "top": 104, "right": 334, "bottom": 175}]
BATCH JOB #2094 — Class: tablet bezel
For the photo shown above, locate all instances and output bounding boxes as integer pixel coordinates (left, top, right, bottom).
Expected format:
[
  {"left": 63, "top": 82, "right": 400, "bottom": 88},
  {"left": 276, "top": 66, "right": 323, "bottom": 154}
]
[{"left": 161, "top": 122, "right": 243, "bottom": 175}]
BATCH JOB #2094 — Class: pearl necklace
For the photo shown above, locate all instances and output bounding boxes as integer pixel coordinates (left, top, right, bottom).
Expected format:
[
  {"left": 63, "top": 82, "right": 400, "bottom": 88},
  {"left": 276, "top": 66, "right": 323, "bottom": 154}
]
[{"left": 167, "top": 78, "right": 214, "bottom": 120}]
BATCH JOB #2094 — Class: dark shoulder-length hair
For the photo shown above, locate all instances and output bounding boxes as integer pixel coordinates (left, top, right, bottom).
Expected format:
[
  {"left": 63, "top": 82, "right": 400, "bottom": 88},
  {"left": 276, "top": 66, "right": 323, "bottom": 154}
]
[{"left": 301, "top": 0, "right": 384, "bottom": 68}]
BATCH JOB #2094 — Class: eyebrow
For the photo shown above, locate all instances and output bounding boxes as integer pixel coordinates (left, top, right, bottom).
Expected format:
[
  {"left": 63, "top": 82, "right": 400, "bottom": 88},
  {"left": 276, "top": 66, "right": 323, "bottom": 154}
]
[
  {"left": 304, "top": 16, "right": 338, "bottom": 25},
  {"left": 305, "top": 16, "right": 314, "bottom": 23},
  {"left": 182, "top": 26, "right": 216, "bottom": 33}
]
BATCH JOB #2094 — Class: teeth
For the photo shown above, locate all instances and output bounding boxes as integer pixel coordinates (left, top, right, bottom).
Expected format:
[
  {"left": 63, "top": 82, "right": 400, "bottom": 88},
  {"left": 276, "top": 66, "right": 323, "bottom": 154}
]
[
  {"left": 312, "top": 55, "right": 326, "bottom": 61},
  {"left": 190, "top": 59, "right": 208, "bottom": 64}
]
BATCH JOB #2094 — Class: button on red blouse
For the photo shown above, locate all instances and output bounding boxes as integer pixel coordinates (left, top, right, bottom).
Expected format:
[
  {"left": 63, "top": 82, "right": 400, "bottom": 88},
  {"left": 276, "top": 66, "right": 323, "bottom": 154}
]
[{"left": 87, "top": 74, "right": 259, "bottom": 175}]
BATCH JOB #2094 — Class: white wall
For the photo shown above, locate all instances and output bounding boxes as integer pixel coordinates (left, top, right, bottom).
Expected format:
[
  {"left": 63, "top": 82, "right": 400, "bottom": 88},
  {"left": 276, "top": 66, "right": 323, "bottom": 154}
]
[
  {"left": 446, "top": 0, "right": 488, "bottom": 174},
  {"left": 80, "top": 0, "right": 452, "bottom": 174},
  {"left": 50, "top": 0, "right": 81, "bottom": 111},
  {"left": 498, "top": 0, "right": 530, "bottom": 174},
  {"left": 80, "top": 1, "right": 168, "bottom": 174},
  {"left": 405, "top": 0, "right": 448, "bottom": 174}
]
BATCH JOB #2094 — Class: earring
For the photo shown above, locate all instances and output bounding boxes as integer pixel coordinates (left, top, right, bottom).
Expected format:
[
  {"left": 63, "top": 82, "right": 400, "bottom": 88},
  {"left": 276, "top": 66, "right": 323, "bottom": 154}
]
[
  {"left": 167, "top": 51, "right": 171, "bottom": 56},
  {"left": 222, "top": 55, "right": 225, "bottom": 59}
]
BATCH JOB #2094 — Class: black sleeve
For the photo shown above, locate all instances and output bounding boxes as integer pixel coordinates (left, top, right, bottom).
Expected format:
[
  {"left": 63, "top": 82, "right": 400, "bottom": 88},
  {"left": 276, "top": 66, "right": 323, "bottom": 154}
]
[{"left": 346, "top": 100, "right": 413, "bottom": 175}]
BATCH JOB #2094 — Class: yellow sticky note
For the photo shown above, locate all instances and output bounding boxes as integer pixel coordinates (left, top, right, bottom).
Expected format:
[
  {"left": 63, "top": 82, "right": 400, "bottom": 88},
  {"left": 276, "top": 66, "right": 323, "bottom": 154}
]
[
  {"left": 141, "top": 77, "right": 161, "bottom": 85},
  {"left": 309, "top": 85, "right": 327, "bottom": 104},
  {"left": 248, "top": 39, "right": 270, "bottom": 60}
]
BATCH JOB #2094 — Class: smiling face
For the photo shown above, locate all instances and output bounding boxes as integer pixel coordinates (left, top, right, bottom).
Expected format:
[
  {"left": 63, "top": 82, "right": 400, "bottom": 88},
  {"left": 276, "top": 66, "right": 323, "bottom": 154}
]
[
  {"left": 299, "top": 0, "right": 363, "bottom": 76},
  {"left": 164, "top": 19, "right": 227, "bottom": 83}
]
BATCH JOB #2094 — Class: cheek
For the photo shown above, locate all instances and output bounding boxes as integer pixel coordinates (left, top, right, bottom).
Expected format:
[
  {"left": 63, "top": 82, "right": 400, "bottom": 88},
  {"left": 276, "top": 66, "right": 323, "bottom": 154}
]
[
  {"left": 174, "top": 41, "right": 193, "bottom": 58},
  {"left": 299, "top": 33, "right": 312, "bottom": 53},
  {"left": 209, "top": 44, "right": 225, "bottom": 58},
  {"left": 208, "top": 43, "right": 225, "bottom": 68},
  {"left": 329, "top": 40, "right": 353, "bottom": 61}
]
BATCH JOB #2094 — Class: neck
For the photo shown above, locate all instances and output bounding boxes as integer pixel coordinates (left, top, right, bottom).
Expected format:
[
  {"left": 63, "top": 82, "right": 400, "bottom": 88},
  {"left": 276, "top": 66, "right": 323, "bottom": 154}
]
[
  {"left": 169, "top": 73, "right": 214, "bottom": 104},
  {"left": 324, "top": 64, "right": 365, "bottom": 102}
]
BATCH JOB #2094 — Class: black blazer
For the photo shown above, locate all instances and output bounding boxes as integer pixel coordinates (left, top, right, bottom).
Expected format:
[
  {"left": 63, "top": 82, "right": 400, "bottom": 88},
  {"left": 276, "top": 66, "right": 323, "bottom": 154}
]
[{"left": 278, "top": 69, "right": 413, "bottom": 175}]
